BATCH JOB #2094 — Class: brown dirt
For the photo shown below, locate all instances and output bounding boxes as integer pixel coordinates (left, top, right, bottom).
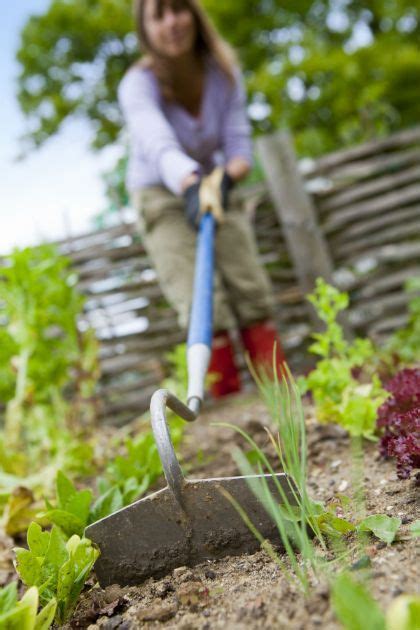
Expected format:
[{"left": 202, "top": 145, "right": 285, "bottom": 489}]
[{"left": 65, "top": 392, "right": 419, "bottom": 630}]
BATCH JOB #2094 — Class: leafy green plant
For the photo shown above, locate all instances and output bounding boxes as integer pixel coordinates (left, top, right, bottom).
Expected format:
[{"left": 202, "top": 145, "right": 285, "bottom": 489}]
[
  {"left": 386, "top": 277, "right": 420, "bottom": 365},
  {"left": 0, "top": 582, "right": 56, "bottom": 630},
  {"left": 99, "top": 416, "right": 185, "bottom": 506},
  {"left": 386, "top": 594, "right": 420, "bottom": 630},
  {"left": 0, "top": 245, "right": 98, "bottom": 494},
  {"left": 332, "top": 575, "right": 420, "bottom": 630},
  {"left": 331, "top": 572, "right": 386, "bottom": 630},
  {"left": 15, "top": 523, "right": 99, "bottom": 625},
  {"left": 409, "top": 520, "right": 420, "bottom": 538},
  {"left": 41, "top": 471, "right": 93, "bottom": 538},
  {"left": 299, "top": 278, "right": 388, "bottom": 439},
  {"left": 357, "top": 515, "right": 401, "bottom": 545},
  {"left": 39, "top": 470, "right": 122, "bottom": 538},
  {"left": 41, "top": 464, "right": 146, "bottom": 536},
  {"left": 88, "top": 485, "right": 124, "bottom": 523}
]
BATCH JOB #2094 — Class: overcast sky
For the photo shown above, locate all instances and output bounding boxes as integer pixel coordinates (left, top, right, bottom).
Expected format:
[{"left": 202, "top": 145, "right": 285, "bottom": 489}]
[{"left": 0, "top": 1, "right": 121, "bottom": 254}]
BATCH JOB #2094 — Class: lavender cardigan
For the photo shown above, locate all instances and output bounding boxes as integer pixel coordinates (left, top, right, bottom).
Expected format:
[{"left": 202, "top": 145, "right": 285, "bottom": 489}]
[{"left": 118, "top": 59, "right": 253, "bottom": 196}]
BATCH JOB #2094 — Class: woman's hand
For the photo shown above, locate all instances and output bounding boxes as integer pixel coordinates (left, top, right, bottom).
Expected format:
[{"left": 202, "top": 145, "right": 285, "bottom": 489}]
[
  {"left": 183, "top": 167, "right": 233, "bottom": 229},
  {"left": 225, "top": 157, "right": 251, "bottom": 182},
  {"left": 181, "top": 172, "right": 200, "bottom": 193}
]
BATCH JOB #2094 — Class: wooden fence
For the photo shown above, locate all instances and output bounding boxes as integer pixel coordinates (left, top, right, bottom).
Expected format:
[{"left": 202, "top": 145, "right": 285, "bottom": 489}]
[
  {"left": 257, "top": 126, "right": 420, "bottom": 340},
  {"left": 4, "top": 126, "right": 420, "bottom": 424}
]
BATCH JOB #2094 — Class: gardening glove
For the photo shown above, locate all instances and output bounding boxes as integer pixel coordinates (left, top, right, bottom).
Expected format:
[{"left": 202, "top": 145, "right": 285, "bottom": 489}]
[{"left": 184, "top": 167, "right": 234, "bottom": 230}]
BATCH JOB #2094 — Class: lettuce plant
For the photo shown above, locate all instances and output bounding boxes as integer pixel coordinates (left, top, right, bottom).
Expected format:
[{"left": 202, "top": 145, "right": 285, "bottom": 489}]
[
  {"left": 299, "top": 278, "right": 388, "bottom": 439},
  {"left": 377, "top": 368, "right": 420, "bottom": 480},
  {"left": 14, "top": 523, "right": 99, "bottom": 625},
  {"left": 0, "top": 582, "right": 56, "bottom": 629},
  {"left": 0, "top": 245, "right": 98, "bottom": 486},
  {"left": 98, "top": 418, "right": 184, "bottom": 505},
  {"left": 41, "top": 471, "right": 94, "bottom": 537}
]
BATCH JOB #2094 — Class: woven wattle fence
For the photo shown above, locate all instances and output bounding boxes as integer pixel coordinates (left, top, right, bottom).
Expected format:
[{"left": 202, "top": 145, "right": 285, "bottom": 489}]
[
  {"left": 287, "top": 125, "right": 420, "bottom": 338},
  {"left": 9, "top": 126, "right": 420, "bottom": 425},
  {"left": 62, "top": 125, "right": 420, "bottom": 423}
]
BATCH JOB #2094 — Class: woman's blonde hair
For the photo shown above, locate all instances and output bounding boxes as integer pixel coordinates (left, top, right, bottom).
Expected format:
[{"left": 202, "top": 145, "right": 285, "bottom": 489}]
[{"left": 133, "top": 0, "right": 237, "bottom": 94}]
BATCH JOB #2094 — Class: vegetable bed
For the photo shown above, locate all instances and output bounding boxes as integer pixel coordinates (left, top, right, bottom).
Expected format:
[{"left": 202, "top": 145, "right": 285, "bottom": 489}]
[
  {"left": 58, "top": 396, "right": 420, "bottom": 628},
  {"left": 0, "top": 249, "right": 418, "bottom": 629},
  {"left": 1, "top": 393, "right": 418, "bottom": 629}
]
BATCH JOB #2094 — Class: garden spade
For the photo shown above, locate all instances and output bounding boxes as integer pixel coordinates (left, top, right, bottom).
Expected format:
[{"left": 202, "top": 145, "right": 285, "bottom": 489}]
[{"left": 86, "top": 210, "right": 297, "bottom": 587}]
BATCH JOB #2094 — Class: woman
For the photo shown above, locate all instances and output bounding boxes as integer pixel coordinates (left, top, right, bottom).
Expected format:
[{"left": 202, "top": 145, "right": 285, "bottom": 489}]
[{"left": 118, "top": 0, "right": 285, "bottom": 397}]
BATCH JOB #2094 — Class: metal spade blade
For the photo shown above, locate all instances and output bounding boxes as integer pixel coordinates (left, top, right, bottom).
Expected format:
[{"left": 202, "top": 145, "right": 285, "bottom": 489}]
[
  {"left": 85, "top": 390, "right": 297, "bottom": 586},
  {"left": 86, "top": 471, "right": 295, "bottom": 586}
]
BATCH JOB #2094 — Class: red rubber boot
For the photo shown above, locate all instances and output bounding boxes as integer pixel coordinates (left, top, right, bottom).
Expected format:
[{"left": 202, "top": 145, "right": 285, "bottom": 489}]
[
  {"left": 240, "top": 320, "right": 286, "bottom": 378},
  {"left": 208, "top": 331, "right": 241, "bottom": 398}
]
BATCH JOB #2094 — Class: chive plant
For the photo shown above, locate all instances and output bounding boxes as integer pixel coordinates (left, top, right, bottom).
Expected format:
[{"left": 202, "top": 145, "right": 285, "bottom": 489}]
[
  {"left": 219, "top": 358, "right": 397, "bottom": 592},
  {"left": 218, "top": 362, "right": 329, "bottom": 591}
]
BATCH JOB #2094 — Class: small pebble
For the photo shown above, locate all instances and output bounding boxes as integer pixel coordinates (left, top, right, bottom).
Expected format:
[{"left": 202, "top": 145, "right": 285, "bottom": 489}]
[
  {"left": 137, "top": 601, "right": 178, "bottom": 622},
  {"left": 101, "top": 615, "right": 124, "bottom": 630},
  {"left": 156, "top": 582, "right": 175, "bottom": 598},
  {"left": 104, "top": 585, "right": 126, "bottom": 604},
  {"left": 338, "top": 480, "right": 348, "bottom": 492},
  {"left": 173, "top": 566, "right": 189, "bottom": 578},
  {"left": 179, "top": 570, "right": 195, "bottom": 583}
]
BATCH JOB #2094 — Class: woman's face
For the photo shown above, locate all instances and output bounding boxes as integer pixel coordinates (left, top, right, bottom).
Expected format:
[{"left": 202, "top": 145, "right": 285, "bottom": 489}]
[{"left": 143, "top": 0, "right": 197, "bottom": 59}]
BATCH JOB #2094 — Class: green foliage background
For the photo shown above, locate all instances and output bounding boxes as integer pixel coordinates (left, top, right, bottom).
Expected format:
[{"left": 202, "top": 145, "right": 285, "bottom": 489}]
[
  {"left": 17, "top": 0, "right": 419, "bottom": 154},
  {"left": 16, "top": 1, "right": 419, "bottom": 212},
  {"left": 0, "top": 245, "right": 98, "bottom": 482}
]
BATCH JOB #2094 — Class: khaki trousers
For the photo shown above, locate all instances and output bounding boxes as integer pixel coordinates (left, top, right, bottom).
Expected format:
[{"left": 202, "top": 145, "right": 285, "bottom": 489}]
[{"left": 131, "top": 186, "right": 274, "bottom": 332}]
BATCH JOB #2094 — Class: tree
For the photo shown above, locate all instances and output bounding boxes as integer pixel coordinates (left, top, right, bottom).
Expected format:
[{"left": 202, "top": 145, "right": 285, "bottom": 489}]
[
  {"left": 17, "top": 0, "right": 419, "bottom": 157},
  {"left": 205, "top": 0, "right": 420, "bottom": 153},
  {"left": 17, "top": 0, "right": 135, "bottom": 151}
]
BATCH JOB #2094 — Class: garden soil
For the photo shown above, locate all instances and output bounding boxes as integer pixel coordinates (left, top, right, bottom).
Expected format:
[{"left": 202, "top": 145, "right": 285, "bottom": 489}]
[
  {"left": 70, "top": 393, "right": 418, "bottom": 630},
  {"left": 4, "top": 393, "right": 418, "bottom": 629}
]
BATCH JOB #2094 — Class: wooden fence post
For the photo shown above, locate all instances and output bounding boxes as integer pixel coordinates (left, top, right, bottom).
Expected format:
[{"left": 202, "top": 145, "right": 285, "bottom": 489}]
[{"left": 257, "top": 131, "right": 352, "bottom": 333}]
